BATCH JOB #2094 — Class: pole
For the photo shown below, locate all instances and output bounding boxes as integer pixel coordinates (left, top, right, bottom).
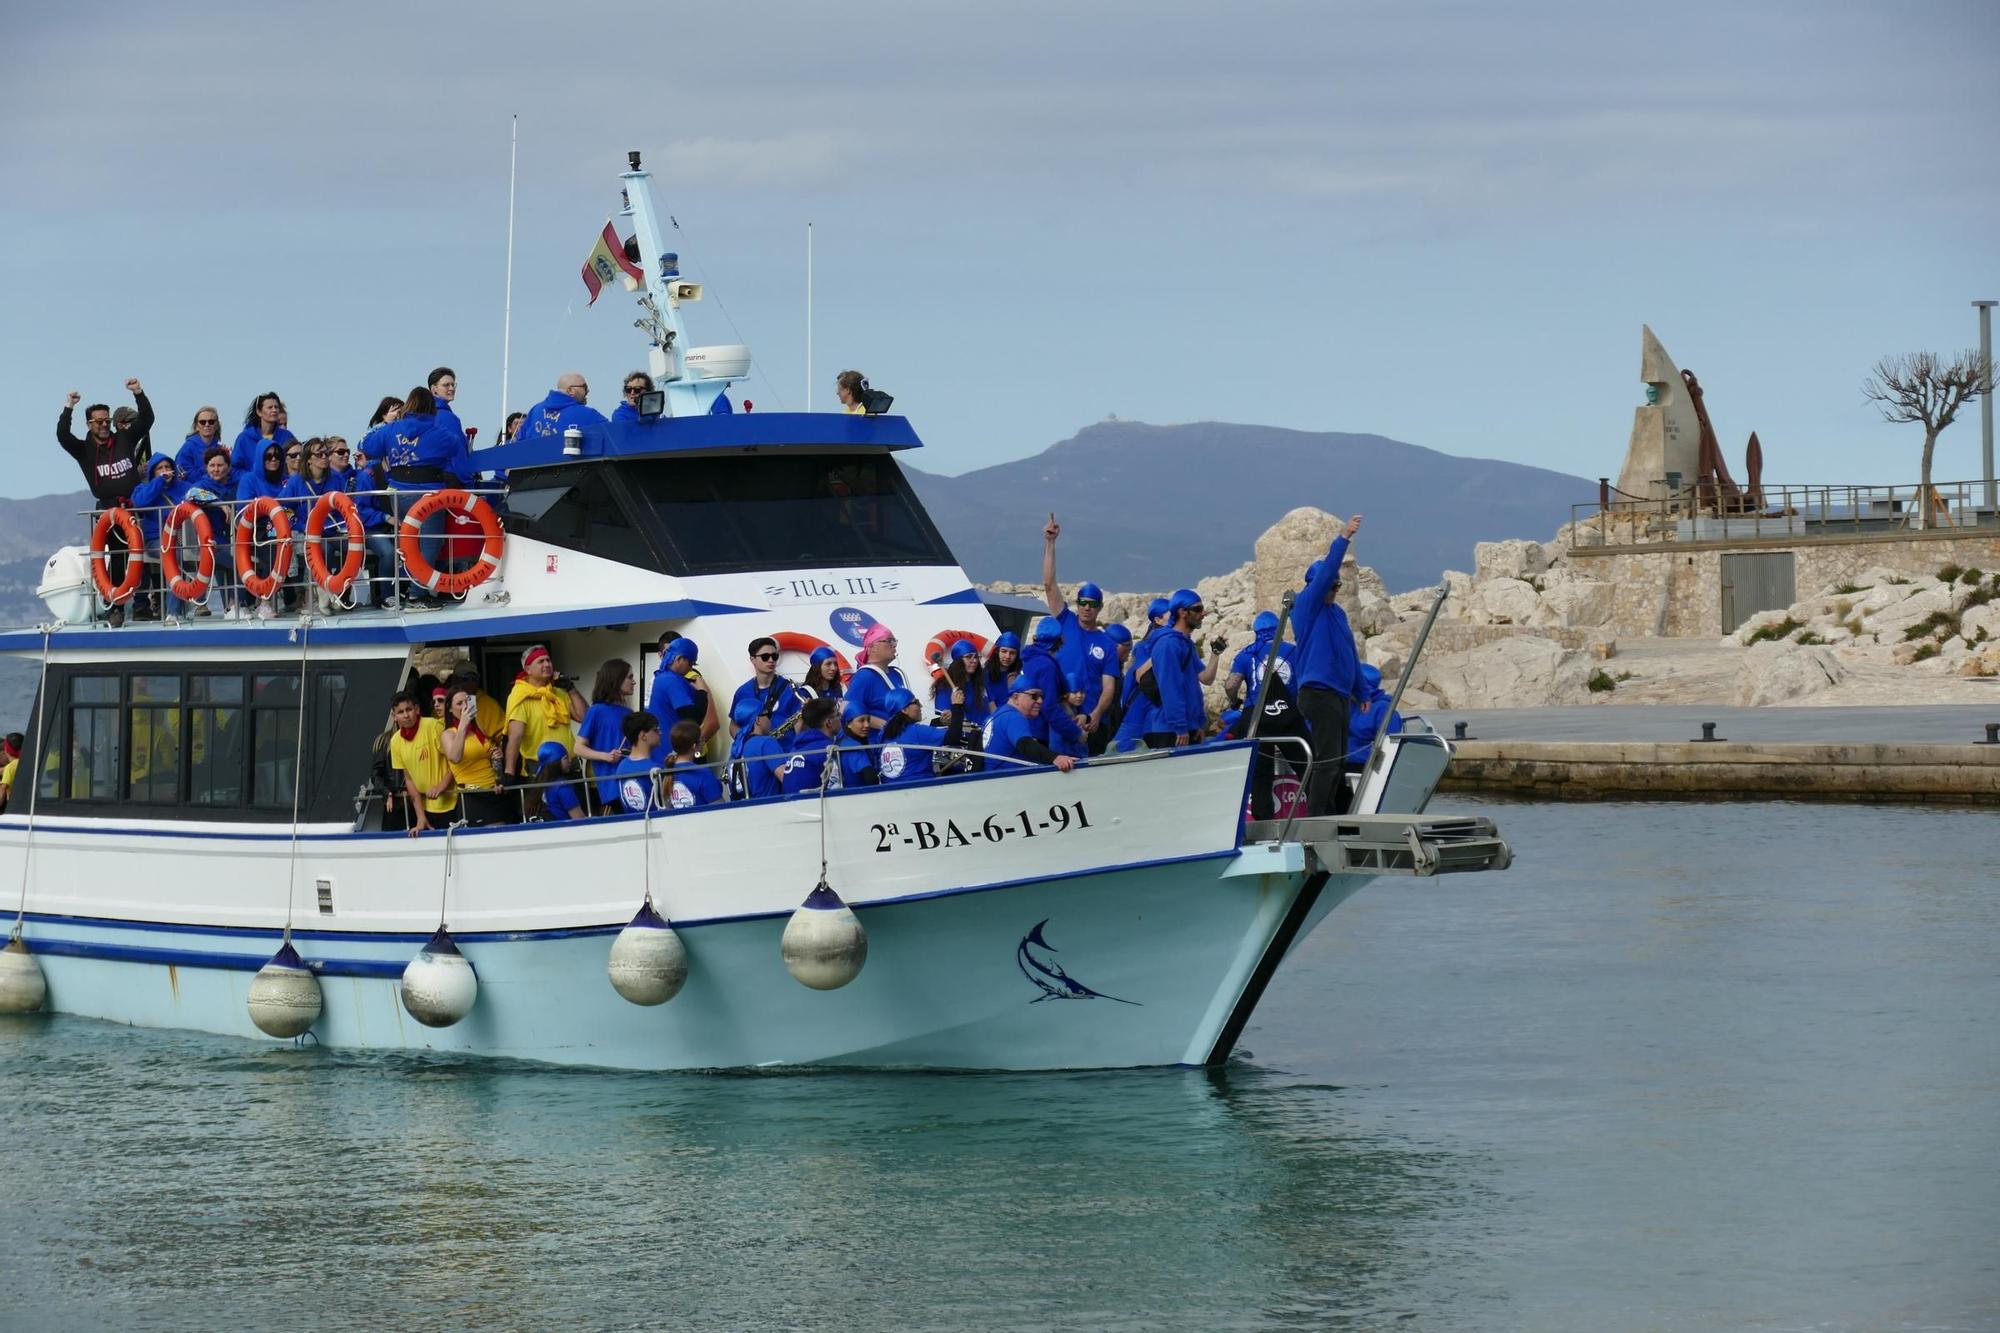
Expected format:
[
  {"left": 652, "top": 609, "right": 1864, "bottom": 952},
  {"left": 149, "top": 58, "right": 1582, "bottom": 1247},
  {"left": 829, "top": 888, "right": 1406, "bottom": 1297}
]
[
  {"left": 806, "top": 222, "right": 814, "bottom": 413},
  {"left": 500, "top": 115, "right": 519, "bottom": 437},
  {"left": 1976, "top": 300, "right": 1996, "bottom": 514}
]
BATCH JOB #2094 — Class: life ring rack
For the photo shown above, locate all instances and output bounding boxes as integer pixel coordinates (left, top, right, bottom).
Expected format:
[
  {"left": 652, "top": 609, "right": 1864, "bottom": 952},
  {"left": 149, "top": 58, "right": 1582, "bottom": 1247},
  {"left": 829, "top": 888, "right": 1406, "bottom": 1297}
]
[
  {"left": 397, "top": 489, "right": 505, "bottom": 597},
  {"left": 87, "top": 506, "right": 147, "bottom": 606},
  {"left": 160, "top": 501, "right": 216, "bottom": 603},
  {"left": 305, "top": 490, "right": 367, "bottom": 597}
]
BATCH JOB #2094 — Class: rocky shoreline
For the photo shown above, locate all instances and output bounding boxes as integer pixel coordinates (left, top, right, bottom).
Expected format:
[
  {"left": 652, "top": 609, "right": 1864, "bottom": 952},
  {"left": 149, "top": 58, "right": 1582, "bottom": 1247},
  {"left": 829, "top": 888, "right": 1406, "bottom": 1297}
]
[{"left": 985, "top": 508, "right": 2000, "bottom": 712}]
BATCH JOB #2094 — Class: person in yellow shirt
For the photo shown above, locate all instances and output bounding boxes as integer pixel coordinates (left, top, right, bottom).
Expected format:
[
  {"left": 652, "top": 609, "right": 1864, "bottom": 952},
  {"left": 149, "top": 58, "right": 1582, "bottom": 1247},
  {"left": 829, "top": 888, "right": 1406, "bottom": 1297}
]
[
  {"left": 446, "top": 667, "right": 506, "bottom": 738},
  {"left": 503, "top": 644, "right": 587, "bottom": 778},
  {"left": 388, "top": 691, "right": 455, "bottom": 836},
  {"left": 0, "top": 732, "right": 21, "bottom": 816},
  {"left": 441, "top": 685, "right": 507, "bottom": 825}
]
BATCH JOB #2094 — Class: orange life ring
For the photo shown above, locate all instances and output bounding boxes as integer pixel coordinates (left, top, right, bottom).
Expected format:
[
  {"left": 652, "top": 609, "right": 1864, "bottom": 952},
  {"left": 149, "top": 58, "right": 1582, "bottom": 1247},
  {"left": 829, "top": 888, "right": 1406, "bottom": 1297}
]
[
  {"left": 774, "top": 631, "right": 852, "bottom": 685},
  {"left": 160, "top": 501, "right": 216, "bottom": 603},
  {"left": 233, "top": 495, "right": 295, "bottom": 601},
  {"left": 397, "top": 489, "right": 504, "bottom": 596},
  {"left": 924, "top": 627, "right": 990, "bottom": 680},
  {"left": 305, "top": 490, "right": 367, "bottom": 596},
  {"left": 88, "top": 506, "right": 146, "bottom": 606}
]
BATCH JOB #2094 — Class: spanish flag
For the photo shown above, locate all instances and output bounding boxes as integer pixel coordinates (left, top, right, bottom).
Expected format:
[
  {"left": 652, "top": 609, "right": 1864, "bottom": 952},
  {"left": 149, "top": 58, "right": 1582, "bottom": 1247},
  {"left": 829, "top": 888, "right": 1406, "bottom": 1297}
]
[{"left": 581, "top": 221, "right": 645, "bottom": 305}]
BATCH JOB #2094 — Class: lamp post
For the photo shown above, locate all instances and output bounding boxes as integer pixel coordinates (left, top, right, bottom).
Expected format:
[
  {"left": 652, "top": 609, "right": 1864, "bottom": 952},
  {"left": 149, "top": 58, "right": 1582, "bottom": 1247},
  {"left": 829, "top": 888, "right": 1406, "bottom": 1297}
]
[{"left": 1977, "top": 300, "right": 1996, "bottom": 514}]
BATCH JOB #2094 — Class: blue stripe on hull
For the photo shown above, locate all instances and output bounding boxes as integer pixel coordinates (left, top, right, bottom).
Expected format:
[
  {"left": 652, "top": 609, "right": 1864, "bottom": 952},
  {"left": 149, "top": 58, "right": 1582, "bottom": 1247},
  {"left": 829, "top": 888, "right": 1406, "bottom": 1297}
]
[{"left": 19, "top": 858, "right": 1311, "bottom": 1071}]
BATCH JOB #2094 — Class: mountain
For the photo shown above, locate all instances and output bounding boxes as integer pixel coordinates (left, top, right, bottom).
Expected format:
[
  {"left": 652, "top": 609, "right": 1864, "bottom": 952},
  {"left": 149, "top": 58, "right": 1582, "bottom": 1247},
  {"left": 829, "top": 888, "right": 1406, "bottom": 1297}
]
[{"left": 903, "top": 420, "right": 1594, "bottom": 594}]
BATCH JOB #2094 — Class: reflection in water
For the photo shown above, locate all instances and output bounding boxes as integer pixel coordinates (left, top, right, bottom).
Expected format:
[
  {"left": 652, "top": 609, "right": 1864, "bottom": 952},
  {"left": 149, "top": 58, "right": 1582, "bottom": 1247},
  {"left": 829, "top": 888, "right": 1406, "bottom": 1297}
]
[{"left": 0, "top": 1023, "right": 1480, "bottom": 1329}]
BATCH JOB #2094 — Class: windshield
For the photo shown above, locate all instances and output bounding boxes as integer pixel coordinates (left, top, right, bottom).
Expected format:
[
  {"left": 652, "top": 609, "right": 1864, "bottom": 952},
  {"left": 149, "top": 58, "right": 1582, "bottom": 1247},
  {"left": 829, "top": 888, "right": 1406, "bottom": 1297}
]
[{"left": 622, "top": 453, "right": 956, "bottom": 575}]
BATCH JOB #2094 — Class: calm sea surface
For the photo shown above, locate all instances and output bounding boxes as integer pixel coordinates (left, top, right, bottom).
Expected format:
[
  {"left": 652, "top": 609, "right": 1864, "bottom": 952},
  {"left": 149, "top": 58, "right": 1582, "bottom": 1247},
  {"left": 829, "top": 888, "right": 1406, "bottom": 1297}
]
[{"left": 2, "top": 798, "right": 1995, "bottom": 1331}]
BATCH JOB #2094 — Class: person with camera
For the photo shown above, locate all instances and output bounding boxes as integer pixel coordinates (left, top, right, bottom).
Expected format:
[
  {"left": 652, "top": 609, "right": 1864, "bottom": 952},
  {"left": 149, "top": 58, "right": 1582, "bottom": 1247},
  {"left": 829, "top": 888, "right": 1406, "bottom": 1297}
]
[{"left": 502, "top": 644, "right": 586, "bottom": 781}]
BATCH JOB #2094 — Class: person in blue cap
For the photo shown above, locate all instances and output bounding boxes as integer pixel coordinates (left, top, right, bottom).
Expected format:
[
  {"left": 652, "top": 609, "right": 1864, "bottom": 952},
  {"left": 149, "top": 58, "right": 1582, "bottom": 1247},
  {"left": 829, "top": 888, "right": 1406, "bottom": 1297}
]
[
  {"left": 1225, "top": 609, "right": 1299, "bottom": 710},
  {"left": 1145, "top": 589, "right": 1209, "bottom": 747},
  {"left": 1292, "top": 514, "right": 1366, "bottom": 814},
  {"left": 1109, "top": 599, "right": 1172, "bottom": 752},
  {"left": 1020, "top": 617, "right": 1085, "bottom": 756},
  {"left": 930, "top": 639, "right": 991, "bottom": 731},
  {"left": 802, "top": 645, "right": 845, "bottom": 701},
  {"left": 533, "top": 740, "right": 589, "bottom": 821},
  {"left": 835, "top": 698, "right": 881, "bottom": 786},
  {"left": 649, "top": 633, "right": 709, "bottom": 729},
  {"left": 878, "top": 685, "right": 962, "bottom": 784},
  {"left": 983, "top": 631, "right": 1022, "bottom": 714},
  {"left": 725, "top": 693, "right": 788, "bottom": 800},
  {"left": 982, "top": 681, "right": 1078, "bottom": 772},
  {"left": 609, "top": 712, "right": 666, "bottom": 812},
  {"left": 1039, "top": 514, "right": 1119, "bottom": 750},
  {"left": 778, "top": 696, "right": 844, "bottom": 794},
  {"left": 1096, "top": 621, "right": 1134, "bottom": 736},
  {"left": 1345, "top": 663, "right": 1403, "bottom": 768}
]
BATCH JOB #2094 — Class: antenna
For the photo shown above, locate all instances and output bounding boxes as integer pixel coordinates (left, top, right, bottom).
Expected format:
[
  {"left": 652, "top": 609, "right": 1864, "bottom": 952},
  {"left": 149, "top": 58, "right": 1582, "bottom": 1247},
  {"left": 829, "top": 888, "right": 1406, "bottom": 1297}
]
[
  {"left": 500, "top": 115, "right": 518, "bottom": 437},
  {"left": 806, "top": 222, "right": 814, "bottom": 412}
]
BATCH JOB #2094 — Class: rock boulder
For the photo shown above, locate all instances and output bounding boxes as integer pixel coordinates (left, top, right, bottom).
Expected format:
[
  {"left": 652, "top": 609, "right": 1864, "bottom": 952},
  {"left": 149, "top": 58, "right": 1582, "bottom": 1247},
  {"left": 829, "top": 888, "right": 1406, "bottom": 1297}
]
[
  {"left": 1406, "top": 636, "right": 1592, "bottom": 708},
  {"left": 1733, "top": 641, "right": 1845, "bottom": 706},
  {"left": 1474, "top": 538, "right": 1549, "bottom": 584}
]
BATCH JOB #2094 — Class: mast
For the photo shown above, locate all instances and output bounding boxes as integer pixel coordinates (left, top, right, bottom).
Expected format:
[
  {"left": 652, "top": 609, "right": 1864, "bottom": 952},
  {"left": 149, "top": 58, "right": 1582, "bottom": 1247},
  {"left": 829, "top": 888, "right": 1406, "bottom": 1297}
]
[
  {"left": 620, "top": 150, "right": 688, "bottom": 393},
  {"left": 807, "top": 222, "right": 814, "bottom": 412},
  {"left": 500, "top": 115, "right": 518, "bottom": 434}
]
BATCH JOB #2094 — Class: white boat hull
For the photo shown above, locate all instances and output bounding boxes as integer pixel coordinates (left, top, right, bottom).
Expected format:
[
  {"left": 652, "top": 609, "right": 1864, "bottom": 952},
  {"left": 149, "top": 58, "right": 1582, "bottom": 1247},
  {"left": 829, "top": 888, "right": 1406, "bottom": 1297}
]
[{"left": 2, "top": 744, "right": 1348, "bottom": 1070}]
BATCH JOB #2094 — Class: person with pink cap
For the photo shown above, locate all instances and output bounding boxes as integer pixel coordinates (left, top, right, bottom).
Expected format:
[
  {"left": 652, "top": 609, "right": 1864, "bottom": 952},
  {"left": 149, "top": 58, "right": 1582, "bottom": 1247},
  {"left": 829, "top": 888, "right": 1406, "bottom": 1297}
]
[{"left": 844, "top": 623, "right": 907, "bottom": 736}]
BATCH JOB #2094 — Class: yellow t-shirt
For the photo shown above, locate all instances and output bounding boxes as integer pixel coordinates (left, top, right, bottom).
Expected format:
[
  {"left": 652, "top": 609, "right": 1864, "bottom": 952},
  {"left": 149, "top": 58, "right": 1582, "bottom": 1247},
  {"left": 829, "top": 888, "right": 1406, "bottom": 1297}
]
[
  {"left": 473, "top": 691, "right": 505, "bottom": 738},
  {"left": 445, "top": 723, "right": 495, "bottom": 791},
  {"left": 390, "top": 717, "right": 455, "bottom": 814},
  {"left": 0, "top": 757, "right": 17, "bottom": 799},
  {"left": 506, "top": 679, "right": 576, "bottom": 760}
]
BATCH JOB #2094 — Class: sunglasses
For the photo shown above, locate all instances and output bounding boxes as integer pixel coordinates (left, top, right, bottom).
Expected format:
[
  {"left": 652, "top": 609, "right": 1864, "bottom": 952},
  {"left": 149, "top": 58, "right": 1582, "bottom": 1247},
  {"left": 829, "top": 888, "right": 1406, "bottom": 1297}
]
[
  {"left": 1020, "top": 690, "right": 1044, "bottom": 700},
  {"left": 332, "top": 447, "right": 350, "bottom": 455},
  {"left": 753, "top": 652, "right": 778, "bottom": 662},
  {"left": 624, "top": 386, "right": 646, "bottom": 397},
  {"left": 1076, "top": 599, "right": 1103, "bottom": 609},
  {"left": 195, "top": 418, "right": 219, "bottom": 427}
]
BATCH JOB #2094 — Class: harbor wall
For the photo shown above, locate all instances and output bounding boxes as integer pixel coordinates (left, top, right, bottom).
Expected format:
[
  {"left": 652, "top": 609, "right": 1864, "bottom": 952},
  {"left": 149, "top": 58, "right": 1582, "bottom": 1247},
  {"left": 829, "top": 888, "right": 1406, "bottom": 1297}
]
[{"left": 1438, "top": 739, "right": 2000, "bottom": 803}]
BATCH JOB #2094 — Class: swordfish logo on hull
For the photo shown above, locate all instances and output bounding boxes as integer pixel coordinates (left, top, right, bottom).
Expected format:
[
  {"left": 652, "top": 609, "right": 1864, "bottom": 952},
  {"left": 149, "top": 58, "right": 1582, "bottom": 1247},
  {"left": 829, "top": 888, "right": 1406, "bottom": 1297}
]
[{"left": 1017, "top": 920, "right": 1138, "bottom": 1005}]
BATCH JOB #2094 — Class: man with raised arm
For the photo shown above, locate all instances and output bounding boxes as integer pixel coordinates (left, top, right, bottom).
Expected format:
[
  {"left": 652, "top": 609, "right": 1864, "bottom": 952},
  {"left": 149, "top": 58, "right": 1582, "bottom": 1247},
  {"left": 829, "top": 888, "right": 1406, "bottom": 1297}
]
[
  {"left": 57, "top": 380, "right": 153, "bottom": 505},
  {"left": 1041, "top": 514, "right": 1120, "bottom": 754},
  {"left": 1291, "top": 514, "right": 1366, "bottom": 816}
]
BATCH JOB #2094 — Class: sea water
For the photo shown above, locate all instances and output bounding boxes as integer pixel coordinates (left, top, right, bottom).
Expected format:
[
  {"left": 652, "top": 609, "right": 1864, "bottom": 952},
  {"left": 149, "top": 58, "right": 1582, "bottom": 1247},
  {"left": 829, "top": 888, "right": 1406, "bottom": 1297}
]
[{"left": 1, "top": 798, "right": 1994, "bottom": 1331}]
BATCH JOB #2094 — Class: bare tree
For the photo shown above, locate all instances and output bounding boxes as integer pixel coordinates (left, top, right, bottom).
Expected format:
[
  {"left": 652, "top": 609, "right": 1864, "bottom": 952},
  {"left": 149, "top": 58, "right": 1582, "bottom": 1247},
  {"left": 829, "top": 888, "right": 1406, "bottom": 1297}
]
[{"left": 1862, "top": 350, "right": 1991, "bottom": 528}]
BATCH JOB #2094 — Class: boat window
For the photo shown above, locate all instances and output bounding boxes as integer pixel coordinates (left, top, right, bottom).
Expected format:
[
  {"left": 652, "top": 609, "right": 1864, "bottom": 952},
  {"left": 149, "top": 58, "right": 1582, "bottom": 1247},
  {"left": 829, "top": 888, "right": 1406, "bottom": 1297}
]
[
  {"left": 502, "top": 466, "right": 654, "bottom": 569},
  {"left": 188, "top": 674, "right": 246, "bottom": 807},
  {"left": 64, "top": 675, "right": 121, "bottom": 802},
  {"left": 624, "top": 454, "right": 956, "bottom": 574},
  {"left": 251, "top": 672, "right": 301, "bottom": 808},
  {"left": 128, "top": 675, "right": 183, "bottom": 805}
]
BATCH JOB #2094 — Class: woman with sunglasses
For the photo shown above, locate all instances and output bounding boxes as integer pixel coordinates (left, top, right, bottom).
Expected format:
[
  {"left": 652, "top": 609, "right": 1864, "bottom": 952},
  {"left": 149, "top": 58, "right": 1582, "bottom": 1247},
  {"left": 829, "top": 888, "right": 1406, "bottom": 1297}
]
[
  {"left": 234, "top": 441, "right": 291, "bottom": 619},
  {"left": 279, "top": 438, "right": 350, "bottom": 612},
  {"left": 173, "top": 406, "right": 225, "bottom": 482},
  {"left": 610, "top": 371, "right": 655, "bottom": 425}
]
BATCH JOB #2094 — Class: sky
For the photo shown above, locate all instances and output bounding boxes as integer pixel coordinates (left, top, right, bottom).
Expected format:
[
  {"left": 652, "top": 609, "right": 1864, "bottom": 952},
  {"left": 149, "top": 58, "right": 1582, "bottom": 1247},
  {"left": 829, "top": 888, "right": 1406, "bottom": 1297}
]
[{"left": 3, "top": 0, "right": 1997, "bottom": 502}]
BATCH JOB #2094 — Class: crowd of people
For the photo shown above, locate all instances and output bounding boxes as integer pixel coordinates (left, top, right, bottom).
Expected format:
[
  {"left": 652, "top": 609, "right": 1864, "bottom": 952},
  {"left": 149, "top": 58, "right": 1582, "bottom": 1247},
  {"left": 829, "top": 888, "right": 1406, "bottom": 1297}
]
[
  {"left": 51, "top": 366, "right": 627, "bottom": 625},
  {"left": 370, "top": 510, "right": 1400, "bottom": 832}
]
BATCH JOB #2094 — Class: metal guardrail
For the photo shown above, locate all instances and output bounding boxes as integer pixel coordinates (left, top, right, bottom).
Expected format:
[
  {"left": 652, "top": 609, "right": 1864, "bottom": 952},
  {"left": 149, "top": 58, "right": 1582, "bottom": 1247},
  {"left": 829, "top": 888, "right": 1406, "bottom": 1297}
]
[
  {"left": 72, "top": 486, "right": 507, "bottom": 621},
  {"left": 1568, "top": 477, "right": 2000, "bottom": 552},
  {"left": 1243, "top": 812, "right": 1512, "bottom": 877}
]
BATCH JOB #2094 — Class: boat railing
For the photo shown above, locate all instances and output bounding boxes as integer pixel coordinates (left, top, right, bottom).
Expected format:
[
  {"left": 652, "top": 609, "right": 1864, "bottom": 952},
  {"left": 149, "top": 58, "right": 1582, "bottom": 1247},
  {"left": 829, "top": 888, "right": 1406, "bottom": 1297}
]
[{"left": 69, "top": 485, "right": 509, "bottom": 623}]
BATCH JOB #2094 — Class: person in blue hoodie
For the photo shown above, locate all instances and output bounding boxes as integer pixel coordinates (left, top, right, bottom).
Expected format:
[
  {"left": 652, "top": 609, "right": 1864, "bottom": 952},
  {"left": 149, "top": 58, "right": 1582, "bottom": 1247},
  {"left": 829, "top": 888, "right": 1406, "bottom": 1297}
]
[
  {"left": 778, "top": 696, "right": 844, "bottom": 794},
  {"left": 835, "top": 698, "right": 880, "bottom": 787},
  {"left": 372, "top": 386, "right": 472, "bottom": 602},
  {"left": 611, "top": 371, "right": 654, "bottom": 425},
  {"left": 1019, "top": 618, "right": 1085, "bottom": 756},
  {"left": 982, "top": 632, "right": 1021, "bottom": 714},
  {"left": 515, "top": 373, "right": 611, "bottom": 453},
  {"left": 128, "top": 456, "right": 189, "bottom": 618},
  {"left": 1146, "top": 589, "right": 1209, "bottom": 748},
  {"left": 1292, "top": 513, "right": 1366, "bottom": 815},
  {"left": 1109, "top": 598, "right": 1171, "bottom": 753},
  {"left": 344, "top": 441, "right": 397, "bottom": 609},
  {"left": 929, "top": 639, "right": 990, "bottom": 731},
  {"left": 982, "top": 682, "right": 1077, "bottom": 772},
  {"left": 174, "top": 406, "right": 226, "bottom": 481},
  {"left": 231, "top": 392, "right": 296, "bottom": 475},
  {"left": 1226, "top": 610, "right": 1300, "bottom": 709},
  {"left": 725, "top": 695, "right": 787, "bottom": 802},
  {"left": 1346, "top": 663, "right": 1404, "bottom": 768}
]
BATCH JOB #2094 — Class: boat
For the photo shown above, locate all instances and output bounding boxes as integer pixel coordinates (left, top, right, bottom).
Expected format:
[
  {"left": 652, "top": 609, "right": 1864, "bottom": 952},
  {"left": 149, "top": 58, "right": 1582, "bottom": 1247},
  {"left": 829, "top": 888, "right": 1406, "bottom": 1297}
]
[{"left": 0, "top": 152, "right": 1512, "bottom": 1070}]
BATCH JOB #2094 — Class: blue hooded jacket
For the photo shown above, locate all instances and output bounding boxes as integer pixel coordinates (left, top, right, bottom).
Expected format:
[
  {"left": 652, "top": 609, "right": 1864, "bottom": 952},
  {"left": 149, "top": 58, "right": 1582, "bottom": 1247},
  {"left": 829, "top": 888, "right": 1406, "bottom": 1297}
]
[
  {"left": 779, "top": 730, "right": 839, "bottom": 794},
  {"left": 278, "top": 470, "right": 339, "bottom": 530},
  {"left": 235, "top": 447, "right": 289, "bottom": 503},
  {"left": 516, "top": 390, "right": 611, "bottom": 454},
  {"left": 129, "top": 465, "right": 191, "bottom": 541},
  {"left": 1148, "top": 627, "right": 1206, "bottom": 735},
  {"left": 1291, "top": 535, "right": 1363, "bottom": 698},
  {"left": 1346, "top": 664, "right": 1404, "bottom": 764},
  {"left": 1016, "top": 644, "right": 1081, "bottom": 749},
  {"left": 174, "top": 433, "right": 218, "bottom": 482},
  {"left": 231, "top": 425, "right": 296, "bottom": 476},
  {"left": 380, "top": 413, "right": 472, "bottom": 493},
  {"left": 346, "top": 461, "right": 391, "bottom": 530}
]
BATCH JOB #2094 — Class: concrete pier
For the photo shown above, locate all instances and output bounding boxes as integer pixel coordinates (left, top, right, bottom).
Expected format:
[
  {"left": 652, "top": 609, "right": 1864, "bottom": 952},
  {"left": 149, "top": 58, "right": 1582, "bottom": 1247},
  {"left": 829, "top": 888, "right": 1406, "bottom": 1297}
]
[{"left": 1439, "top": 739, "right": 1999, "bottom": 802}]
